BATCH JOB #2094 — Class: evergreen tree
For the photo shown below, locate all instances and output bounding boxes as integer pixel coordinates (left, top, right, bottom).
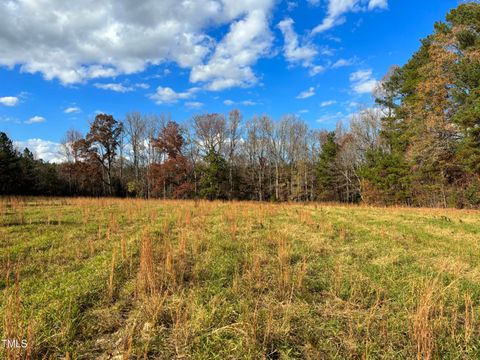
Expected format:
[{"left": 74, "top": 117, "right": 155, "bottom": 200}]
[
  {"left": 18, "top": 148, "right": 37, "bottom": 194},
  {"left": 360, "top": 149, "right": 412, "bottom": 205},
  {"left": 0, "top": 132, "right": 20, "bottom": 194},
  {"left": 448, "top": 4, "right": 480, "bottom": 175},
  {"left": 200, "top": 148, "right": 228, "bottom": 200},
  {"left": 317, "top": 132, "right": 338, "bottom": 201}
]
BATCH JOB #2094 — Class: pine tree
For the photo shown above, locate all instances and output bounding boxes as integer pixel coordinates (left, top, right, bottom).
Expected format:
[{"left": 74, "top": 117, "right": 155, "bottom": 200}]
[
  {"left": 200, "top": 148, "right": 228, "bottom": 200},
  {"left": 317, "top": 132, "right": 338, "bottom": 201},
  {"left": 449, "top": 4, "right": 480, "bottom": 175},
  {"left": 0, "top": 132, "right": 20, "bottom": 194}
]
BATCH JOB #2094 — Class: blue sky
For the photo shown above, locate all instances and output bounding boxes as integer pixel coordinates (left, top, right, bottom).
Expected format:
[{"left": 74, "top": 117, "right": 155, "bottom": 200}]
[{"left": 0, "top": 0, "right": 457, "bottom": 161}]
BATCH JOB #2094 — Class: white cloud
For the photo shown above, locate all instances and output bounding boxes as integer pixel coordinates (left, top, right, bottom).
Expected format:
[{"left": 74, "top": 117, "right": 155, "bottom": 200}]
[
  {"left": 368, "top": 0, "right": 388, "bottom": 10},
  {"left": 149, "top": 86, "right": 199, "bottom": 104},
  {"left": 350, "top": 69, "right": 372, "bottom": 81},
  {"left": 309, "top": 65, "right": 325, "bottom": 75},
  {"left": 278, "top": 18, "right": 316, "bottom": 66},
  {"left": 287, "top": 2, "right": 298, "bottom": 11},
  {"left": 94, "top": 83, "right": 134, "bottom": 93},
  {"left": 25, "top": 116, "right": 46, "bottom": 124},
  {"left": 223, "top": 99, "right": 257, "bottom": 106},
  {"left": 296, "top": 87, "right": 315, "bottom": 99},
  {"left": 353, "top": 79, "right": 378, "bottom": 93},
  {"left": 0, "top": 96, "right": 19, "bottom": 106},
  {"left": 94, "top": 82, "right": 148, "bottom": 92},
  {"left": 320, "top": 100, "right": 336, "bottom": 107},
  {"left": 277, "top": 18, "right": 325, "bottom": 76},
  {"left": 0, "top": 0, "right": 274, "bottom": 90},
  {"left": 0, "top": 116, "right": 20, "bottom": 124},
  {"left": 348, "top": 101, "right": 361, "bottom": 108},
  {"left": 312, "top": 0, "right": 388, "bottom": 34},
  {"left": 349, "top": 69, "right": 378, "bottom": 94},
  {"left": 332, "top": 58, "right": 355, "bottom": 68},
  {"left": 307, "top": 0, "right": 321, "bottom": 6},
  {"left": 14, "top": 139, "right": 62, "bottom": 163},
  {"left": 135, "top": 83, "right": 150, "bottom": 89},
  {"left": 316, "top": 111, "right": 346, "bottom": 123},
  {"left": 190, "top": 6, "right": 274, "bottom": 90},
  {"left": 185, "top": 101, "right": 203, "bottom": 109},
  {"left": 64, "top": 106, "right": 81, "bottom": 114}
]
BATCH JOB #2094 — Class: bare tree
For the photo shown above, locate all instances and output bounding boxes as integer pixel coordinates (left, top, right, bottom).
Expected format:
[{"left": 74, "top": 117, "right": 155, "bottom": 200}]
[
  {"left": 60, "top": 129, "right": 83, "bottom": 194},
  {"left": 60, "top": 129, "right": 83, "bottom": 163},
  {"left": 145, "top": 114, "right": 167, "bottom": 198},
  {"left": 226, "top": 109, "right": 242, "bottom": 199},
  {"left": 125, "top": 112, "right": 147, "bottom": 181},
  {"left": 193, "top": 113, "right": 226, "bottom": 154},
  {"left": 349, "top": 107, "right": 382, "bottom": 156}
]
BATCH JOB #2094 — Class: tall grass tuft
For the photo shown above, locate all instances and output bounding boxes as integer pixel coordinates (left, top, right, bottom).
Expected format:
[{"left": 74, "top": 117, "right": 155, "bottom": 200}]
[
  {"left": 138, "top": 231, "right": 156, "bottom": 296},
  {"left": 2, "top": 261, "right": 29, "bottom": 359}
]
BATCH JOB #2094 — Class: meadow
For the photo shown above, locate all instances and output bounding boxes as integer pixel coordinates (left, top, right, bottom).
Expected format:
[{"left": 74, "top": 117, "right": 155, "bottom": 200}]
[{"left": 1, "top": 197, "right": 479, "bottom": 359}]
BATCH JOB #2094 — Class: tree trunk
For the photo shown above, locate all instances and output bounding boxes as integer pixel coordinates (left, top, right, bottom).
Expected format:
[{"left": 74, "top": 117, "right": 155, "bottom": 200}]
[{"left": 275, "top": 162, "right": 279, "bottom": 200}]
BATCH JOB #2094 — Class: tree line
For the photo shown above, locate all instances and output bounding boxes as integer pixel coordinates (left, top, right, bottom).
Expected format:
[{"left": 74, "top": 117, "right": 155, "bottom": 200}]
[{"left": 1, "top": 4, "right": 479, "bottom": 207}]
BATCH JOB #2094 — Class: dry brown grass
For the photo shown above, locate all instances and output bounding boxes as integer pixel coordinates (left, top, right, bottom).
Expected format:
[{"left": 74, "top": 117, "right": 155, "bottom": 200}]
[{"left": 137, "top": 230, "right": 156, "bottom": 296}]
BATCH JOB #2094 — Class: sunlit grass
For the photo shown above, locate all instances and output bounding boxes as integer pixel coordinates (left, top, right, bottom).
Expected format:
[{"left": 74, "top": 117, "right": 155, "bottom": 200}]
[{"left": 1, "top": 197, "right": 479, "bottom": 359}]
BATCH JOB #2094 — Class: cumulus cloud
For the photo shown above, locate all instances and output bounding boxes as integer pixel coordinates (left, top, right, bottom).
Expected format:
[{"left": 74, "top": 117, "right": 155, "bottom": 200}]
[
  {"left": 0, "top": 0, "right": 274, "bottom": 90},
  {"left": 0, "top": 96, "right": 19, "bottom": 106},
  {"left": 368, "top": 0, "right": 388, "bottom": 10},
  {"left": 94, "top": 83, "right": 134, "bottom": 93},
  {"left": 190, "top": 6, "right": 274, "bottom": 90},
  {"left": 14, "top": 139, "right": 62, "bottom": 163},
  {"left": 278, "top": 18, "right": 315, "bottom": 65},
  {"left": 312, "top": 0, "right": 388, "bottom": 34},
  {"left": 149, "top": 86, "right": 199, "bottom": 104},
  {"left": 25, "top": 116, "right": 46, "bottom": 124},
  {"left": 224, "top": 99, "right": 235, "bottom": 106},
  {"left": 296, "top": 87, "right": 315, "bottom": 99},
  {"left": 64, "top": 106, "right": 81, "bottom": 114},
  {"left": 349, "top": 69, "right": 378, "bottom": 94},
  {"left": 277, "top": 18, "right": 326, "bottom": 76}
]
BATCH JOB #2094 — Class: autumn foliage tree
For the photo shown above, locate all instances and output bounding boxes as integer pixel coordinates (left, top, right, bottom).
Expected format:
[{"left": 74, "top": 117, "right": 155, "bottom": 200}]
[
  {"left": 85, "top": 114, "right": 123, "bottom": 195},
  {"left": 149, "top": 121, "right": 193, "bottom": 198}
]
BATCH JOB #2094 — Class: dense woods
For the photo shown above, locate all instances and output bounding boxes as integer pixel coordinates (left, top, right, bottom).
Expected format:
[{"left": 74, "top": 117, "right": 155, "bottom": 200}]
[{"left": 1, "top": 4, "right": 479, "bottom": 207}]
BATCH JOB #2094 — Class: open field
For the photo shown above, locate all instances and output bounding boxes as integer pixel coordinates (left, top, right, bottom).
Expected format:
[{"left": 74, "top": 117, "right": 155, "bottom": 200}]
[{"left": 1, "top": 198, "right": 480, "bottom": 359}]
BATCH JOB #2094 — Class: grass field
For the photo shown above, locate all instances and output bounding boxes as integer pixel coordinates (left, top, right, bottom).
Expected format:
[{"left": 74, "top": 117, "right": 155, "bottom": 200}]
[{"left": 1, "top": 198, "right": 479, "bottom": 359}]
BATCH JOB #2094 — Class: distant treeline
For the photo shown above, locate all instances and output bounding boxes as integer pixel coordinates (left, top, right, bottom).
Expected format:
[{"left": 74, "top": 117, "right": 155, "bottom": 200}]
[{"left": 1, "top": 4, "right": 479, "bottom": 207}]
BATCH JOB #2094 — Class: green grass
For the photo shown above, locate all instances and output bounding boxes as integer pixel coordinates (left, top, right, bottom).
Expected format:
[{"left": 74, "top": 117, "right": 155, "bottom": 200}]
[{"left": 1, "top": 198, "right": 479, "bottom": 359}]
